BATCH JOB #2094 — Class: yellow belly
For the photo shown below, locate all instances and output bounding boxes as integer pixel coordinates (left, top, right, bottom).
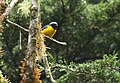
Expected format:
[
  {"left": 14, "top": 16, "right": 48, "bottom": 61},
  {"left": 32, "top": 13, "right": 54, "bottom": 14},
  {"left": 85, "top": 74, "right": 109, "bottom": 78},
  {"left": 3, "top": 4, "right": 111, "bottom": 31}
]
[{"left": 41, "top": 26, "right": 56, "bottom": 37}]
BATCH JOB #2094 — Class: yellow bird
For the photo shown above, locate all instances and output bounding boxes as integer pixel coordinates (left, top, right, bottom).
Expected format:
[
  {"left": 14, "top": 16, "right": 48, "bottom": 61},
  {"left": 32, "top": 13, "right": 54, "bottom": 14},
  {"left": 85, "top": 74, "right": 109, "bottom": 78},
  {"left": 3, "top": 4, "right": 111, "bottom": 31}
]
[{"left": 42, "top": 22, "right": 58, "bottom": 37}]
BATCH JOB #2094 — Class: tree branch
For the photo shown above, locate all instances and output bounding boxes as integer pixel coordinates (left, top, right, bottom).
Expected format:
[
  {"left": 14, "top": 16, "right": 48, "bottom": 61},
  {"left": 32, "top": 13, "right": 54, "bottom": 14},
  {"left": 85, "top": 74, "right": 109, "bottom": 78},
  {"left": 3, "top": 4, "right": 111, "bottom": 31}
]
[
  {"left": 0, "top": 0, "right": 6, "bottom": 32},
  {"left": 1, "top": 0, "right": 18, "bottom": 20},
  {"left": 6, "top": 19, "right": 29, "bottom": 32},
  {"left": 51, "top": 64, "right": 75, "bottom": 72},
  {"left": 7, "top": 19, "right": 67, "bottom": 46},
  {"left": 0, "top": 0, "right": 18, "bottom": 33},
  {"left": 44, "top": 35, "right": 67, "bottom": 45},
  {"left": 19, "top": 30, "right": 22, "bottom": 49},
  {"left": 43, "top": 54, "right": 55, "bottom": 83}
]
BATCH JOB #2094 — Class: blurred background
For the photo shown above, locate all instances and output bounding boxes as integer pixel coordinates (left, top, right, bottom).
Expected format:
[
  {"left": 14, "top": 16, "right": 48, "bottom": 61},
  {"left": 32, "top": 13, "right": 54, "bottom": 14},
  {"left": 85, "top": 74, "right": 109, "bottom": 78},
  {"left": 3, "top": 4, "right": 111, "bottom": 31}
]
[{"left": 0, "top": 0, "right": 120, "bottom": 83}]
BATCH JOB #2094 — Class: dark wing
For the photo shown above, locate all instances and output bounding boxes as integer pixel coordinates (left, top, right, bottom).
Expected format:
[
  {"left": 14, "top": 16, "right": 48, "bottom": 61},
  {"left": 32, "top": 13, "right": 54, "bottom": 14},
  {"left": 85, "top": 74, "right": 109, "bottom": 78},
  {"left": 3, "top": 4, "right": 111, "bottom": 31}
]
[{"left": 42, "top": 25, "right": 49, "bottom": 30}]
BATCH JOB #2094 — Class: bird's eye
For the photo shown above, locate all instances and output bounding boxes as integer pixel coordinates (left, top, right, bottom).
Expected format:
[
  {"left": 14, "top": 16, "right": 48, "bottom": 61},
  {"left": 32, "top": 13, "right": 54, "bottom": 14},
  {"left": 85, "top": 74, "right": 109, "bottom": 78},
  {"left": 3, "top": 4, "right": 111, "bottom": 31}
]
[{"left": 52, "top": 24, "right": 57, "bottom": 26}]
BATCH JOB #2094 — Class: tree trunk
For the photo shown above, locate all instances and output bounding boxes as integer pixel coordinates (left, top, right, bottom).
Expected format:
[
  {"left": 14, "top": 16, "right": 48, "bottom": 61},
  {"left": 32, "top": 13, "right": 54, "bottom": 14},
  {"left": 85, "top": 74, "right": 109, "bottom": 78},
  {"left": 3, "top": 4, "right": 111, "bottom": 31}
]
[{"left": 20, "top": 0, "right": 42, "bottom": 83}]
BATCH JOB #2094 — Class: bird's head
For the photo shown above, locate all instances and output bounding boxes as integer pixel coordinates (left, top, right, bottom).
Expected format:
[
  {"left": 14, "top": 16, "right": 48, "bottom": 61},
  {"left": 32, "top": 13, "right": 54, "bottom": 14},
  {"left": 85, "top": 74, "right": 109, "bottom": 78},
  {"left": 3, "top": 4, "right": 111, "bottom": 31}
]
[{"left": 49, "top": 22, "right": 58, "bottom": 29}]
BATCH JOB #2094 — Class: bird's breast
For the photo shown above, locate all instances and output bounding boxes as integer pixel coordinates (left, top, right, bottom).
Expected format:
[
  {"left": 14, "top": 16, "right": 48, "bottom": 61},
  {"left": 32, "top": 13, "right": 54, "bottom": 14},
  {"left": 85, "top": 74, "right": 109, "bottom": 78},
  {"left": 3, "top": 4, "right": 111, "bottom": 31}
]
[{"left": 41, "top": 26, "right": 56, "bottom": 37}]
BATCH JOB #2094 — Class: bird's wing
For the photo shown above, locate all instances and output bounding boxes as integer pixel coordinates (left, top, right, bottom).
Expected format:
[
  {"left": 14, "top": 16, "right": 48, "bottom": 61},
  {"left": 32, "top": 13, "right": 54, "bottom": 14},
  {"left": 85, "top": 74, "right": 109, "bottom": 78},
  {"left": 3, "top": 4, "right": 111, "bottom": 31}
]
[{"left": 42, "top": 25, "right": 49, "bottom": 30}]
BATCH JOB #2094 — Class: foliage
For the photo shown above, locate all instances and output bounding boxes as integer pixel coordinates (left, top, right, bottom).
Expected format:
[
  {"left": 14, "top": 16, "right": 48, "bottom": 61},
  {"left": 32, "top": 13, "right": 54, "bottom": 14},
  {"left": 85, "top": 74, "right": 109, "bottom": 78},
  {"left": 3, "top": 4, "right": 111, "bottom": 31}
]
[
  {"left": 42, "top": 0, "right": 120, "bottom": 62},
  {"left": 0, "top": 0, "right": 120, "bottom": 83},
  {"left": 0, "top": 70, "right": 11, "bottom": 83},
  {"left": 17, "top": 0, "right": 31, "bottom": 17},
  {"left": 50, "top": 54, "right": 120, "bottom": 83}
]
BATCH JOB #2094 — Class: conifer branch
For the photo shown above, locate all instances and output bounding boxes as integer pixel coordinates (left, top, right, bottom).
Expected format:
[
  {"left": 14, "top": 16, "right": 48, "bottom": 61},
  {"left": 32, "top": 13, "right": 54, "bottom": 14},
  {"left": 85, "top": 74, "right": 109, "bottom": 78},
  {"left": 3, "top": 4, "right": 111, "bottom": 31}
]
[{"left": 51, "top": 65, "right": 75, "bottom": 72}]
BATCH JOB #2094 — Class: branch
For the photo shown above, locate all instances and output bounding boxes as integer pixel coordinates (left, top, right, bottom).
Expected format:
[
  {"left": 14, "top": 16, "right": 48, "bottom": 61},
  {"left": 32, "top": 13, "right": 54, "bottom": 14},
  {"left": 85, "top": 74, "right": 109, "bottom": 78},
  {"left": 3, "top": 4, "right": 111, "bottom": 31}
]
[
  {"left": 0, "top": 0, "right": 18, "bottom": 33},
  {"left": 44, "top": 35, "right": 67, "bottom": 45},
  {"left": 1, "top": 0, "right": 18, "bottom": 19},
  {"left": 35, "top": 22, "right": 55, "bottom": 83},
  {"left": 6, "top": 19, "right": 29, "bottom": 32},
  {"left": 19, "top": 30, "right": 22, "bottom": 49},
  {"left": 0, "top": 0, "right": 6, "bottom": 32},
  {"left": 43, "top": 54, "right": 56, "bottom": 83},
  {"left": 51, "top": 65, "right": 75, "bottom": 72},
  {"left": 7, "top": 19, "right": 67, "bottom": 46}
]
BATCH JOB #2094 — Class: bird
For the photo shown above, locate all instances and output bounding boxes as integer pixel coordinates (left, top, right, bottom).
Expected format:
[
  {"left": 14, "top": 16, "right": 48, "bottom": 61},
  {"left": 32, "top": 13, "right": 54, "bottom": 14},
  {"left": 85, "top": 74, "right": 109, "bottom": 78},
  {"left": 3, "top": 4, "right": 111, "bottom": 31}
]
[{"left": 41, "top": 22, "right": 58, "bottom": 37}]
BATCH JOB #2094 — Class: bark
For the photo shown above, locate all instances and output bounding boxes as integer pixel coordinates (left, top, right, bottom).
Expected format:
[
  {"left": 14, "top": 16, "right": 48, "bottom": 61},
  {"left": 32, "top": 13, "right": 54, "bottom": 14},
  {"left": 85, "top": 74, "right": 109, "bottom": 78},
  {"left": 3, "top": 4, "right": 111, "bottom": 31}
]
[{"left": 20, "top": 0, "right": 43, "bottom": 83}]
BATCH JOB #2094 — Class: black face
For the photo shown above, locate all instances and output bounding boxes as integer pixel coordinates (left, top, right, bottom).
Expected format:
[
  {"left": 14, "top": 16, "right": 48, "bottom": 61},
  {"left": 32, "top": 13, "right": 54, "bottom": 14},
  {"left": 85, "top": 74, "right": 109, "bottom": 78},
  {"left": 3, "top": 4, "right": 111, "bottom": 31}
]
[
  {"left": 51, "top": 24, "right": 58, "bottom": 29},
  {"left": 49, "top": 22, "right": 58, "bottom": 29}
]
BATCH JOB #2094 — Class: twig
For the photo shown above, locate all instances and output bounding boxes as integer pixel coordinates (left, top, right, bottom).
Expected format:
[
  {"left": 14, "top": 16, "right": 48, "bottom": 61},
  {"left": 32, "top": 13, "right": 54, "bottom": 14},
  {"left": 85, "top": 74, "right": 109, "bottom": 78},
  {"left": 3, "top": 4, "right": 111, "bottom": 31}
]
[
  {"left": 51, "top": 65, "right": 75, "bottom": 72},
  {"left": 44, "top": 35, "right": 67, "bottom": 45},
  {"left": 6, "top": 19, "right": 29, "bottom": 32},
  {"left": 43, "top": 54, "right": 56, "bottom": 83},
  {"left": 46, "top": 47, "right": 51, "bottom": 49},
  {"left": 19, "top": 30, "right": 22, "bottom": 49}
]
